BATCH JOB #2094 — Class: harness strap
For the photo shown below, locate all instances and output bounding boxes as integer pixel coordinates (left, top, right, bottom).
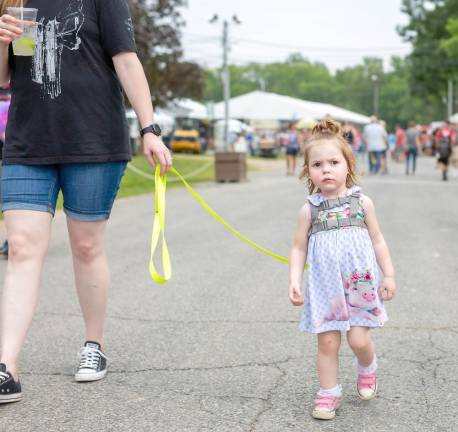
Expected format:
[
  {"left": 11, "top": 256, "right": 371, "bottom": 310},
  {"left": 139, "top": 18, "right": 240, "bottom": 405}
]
[{"left": 309, "top": 192, "right": 365, "bottom": 235}]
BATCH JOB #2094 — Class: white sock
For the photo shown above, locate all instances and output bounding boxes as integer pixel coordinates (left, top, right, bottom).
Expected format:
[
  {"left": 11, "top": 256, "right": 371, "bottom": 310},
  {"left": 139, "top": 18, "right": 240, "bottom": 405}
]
[
  {"left": 357, "top": 354, "right": 378, "bottom": 374},
  {"left": 318, "top": 384, "right": 342, "bottom": 398}
]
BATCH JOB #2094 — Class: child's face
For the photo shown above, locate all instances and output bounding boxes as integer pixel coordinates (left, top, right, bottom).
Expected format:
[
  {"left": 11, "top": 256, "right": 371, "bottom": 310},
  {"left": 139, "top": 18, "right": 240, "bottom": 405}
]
[{"left": 308, "top": 141, "right": 349, "bottom": 195}]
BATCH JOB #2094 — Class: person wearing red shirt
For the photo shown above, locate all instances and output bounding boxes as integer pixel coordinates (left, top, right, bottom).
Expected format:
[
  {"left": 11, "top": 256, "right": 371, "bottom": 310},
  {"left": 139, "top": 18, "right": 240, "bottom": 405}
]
[{"left": 434, "top": 122, "right": 457, "bottom": 181}]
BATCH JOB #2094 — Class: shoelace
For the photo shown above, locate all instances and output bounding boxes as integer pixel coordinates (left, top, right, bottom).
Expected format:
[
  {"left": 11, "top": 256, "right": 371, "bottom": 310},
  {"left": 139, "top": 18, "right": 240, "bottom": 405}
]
[
  {"left": 78, "top": 347, "right": 101, "bottom": 370},
  {"left": 0, "top": 371, "right": 9, "bottom": 383},
  {"left": 358, "top": 374, "right": 376, "bottom": 389},
  {"left": 315, "top": 395, "right": 338, "bottom": 410}
]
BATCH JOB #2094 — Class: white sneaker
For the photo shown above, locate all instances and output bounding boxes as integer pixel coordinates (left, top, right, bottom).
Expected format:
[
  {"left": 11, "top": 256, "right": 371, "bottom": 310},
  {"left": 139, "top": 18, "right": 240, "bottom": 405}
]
[{"left": 75, "top": 341, "right": 107, "bottom": 382}]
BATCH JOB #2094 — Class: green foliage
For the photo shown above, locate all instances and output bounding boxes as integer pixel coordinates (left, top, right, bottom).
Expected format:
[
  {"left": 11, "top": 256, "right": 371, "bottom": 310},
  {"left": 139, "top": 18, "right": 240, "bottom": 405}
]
[
  {"left": 398, "top": 0, "right": 458, "bottom": 106},
  {"left": 129, "top": 0, "right": 205, "bottom": 106},
  {"left": 441, "top": 18, "right": 458, "bottom": 56}
]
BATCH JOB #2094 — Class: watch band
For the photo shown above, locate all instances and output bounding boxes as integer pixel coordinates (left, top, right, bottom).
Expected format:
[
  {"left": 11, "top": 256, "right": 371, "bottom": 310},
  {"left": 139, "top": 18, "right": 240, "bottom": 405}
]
[{"left": 140, "top": 123, "right": 162, "bottom": 137}]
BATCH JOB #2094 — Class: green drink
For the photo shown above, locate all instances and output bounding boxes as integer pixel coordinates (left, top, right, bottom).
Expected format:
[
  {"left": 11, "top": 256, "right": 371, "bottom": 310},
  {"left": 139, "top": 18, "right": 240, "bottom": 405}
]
[
  {"left": 7, "top": 7, "right": 38, "bottom": 57},
  {"left": 12, "top": 34, "right": 36, "bottom": 56}
]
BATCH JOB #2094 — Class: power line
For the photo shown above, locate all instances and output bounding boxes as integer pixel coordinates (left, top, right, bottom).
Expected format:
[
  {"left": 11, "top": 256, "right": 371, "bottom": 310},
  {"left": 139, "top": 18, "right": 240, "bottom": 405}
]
[{"left": 182, "top": 31, "right": 410, "bottom": 53}]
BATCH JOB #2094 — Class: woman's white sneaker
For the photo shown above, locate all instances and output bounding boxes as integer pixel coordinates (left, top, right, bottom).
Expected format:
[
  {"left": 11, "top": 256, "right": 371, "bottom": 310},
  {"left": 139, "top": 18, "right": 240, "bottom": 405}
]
[{"left": 75, "top": 341, "right": 107, "bottom": 382}]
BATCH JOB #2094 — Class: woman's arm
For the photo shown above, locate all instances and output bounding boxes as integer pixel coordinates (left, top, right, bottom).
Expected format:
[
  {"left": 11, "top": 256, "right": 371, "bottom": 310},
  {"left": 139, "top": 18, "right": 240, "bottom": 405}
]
[
  {"left": 362, "top": 194, "right": 396, "bottom": 300},
  {"left": 288, "top": 203, "right": 311, "bottom": 306},
  {"left": 113, "top": 52, "right": 172, "bottom": 175},
  {"left": 0, "top": 14, "right": 23, "bottom": 84}
]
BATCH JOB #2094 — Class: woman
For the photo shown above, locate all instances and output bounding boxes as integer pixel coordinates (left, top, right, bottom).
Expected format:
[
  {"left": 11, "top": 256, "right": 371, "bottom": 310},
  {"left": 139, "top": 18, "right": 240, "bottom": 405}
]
[
  {"left": 0, "top": 0, "right": 172, "bottom": 403},
  {"left": 285, "top": 123, "right": 299, "bottom": 176}
]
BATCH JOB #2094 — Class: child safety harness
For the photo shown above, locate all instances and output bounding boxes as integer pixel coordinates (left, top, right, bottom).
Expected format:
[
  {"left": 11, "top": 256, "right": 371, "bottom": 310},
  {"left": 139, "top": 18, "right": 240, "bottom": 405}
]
[{"left": 309, "top": 190, "right": 366, "bottom": 235}]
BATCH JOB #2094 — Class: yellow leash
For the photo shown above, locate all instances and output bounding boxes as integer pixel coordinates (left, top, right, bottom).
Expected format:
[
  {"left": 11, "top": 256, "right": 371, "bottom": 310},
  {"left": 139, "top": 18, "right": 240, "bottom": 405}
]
[{"left": 149, "top": 165, "right": 307, "bottom": 283}]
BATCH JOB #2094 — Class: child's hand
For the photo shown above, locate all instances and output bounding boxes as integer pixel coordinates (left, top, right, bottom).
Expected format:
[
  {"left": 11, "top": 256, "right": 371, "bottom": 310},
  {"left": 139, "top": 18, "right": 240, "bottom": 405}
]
[
  {"left": 289, "top": 284, "right": 304, "bottom": 306},
  {"left": 379, "top": 276, "right": 396, "bottom": 301}
]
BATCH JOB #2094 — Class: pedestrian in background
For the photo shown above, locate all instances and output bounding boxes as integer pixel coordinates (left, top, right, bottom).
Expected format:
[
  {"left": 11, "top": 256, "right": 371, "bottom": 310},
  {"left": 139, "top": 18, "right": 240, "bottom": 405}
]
[
  {"left": 285, "top": 123, "right": 300, "bottom": 176},
  {"left": 379, "top": 120, "right": 389, "bottom": 174},
  {"left": 394, "top": 124, "right": 406, "bottom": 162},
  {"left": 363, "top": 116, "right": 387, "bottom": 174},
  {"left": 434, "top": 121, "right": 456, "bottom": 181},
  {"left": 342, "top": 121, "right": 355, "bottom": 147},
  {"left": 0, "top": 0, "right": 172, "bottom": 404},
  {"left": 288, "top": 119, "right": 396, "bottom": 420},
  {"left": 405, "top": 121, "right": 420, "bottom": 175}
]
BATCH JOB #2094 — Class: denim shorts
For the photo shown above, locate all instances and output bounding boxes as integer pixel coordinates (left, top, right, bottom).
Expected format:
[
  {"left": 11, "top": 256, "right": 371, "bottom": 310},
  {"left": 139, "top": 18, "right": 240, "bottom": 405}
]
[{"left": 1, "top": 162, "right": 127, "bottom": 221}]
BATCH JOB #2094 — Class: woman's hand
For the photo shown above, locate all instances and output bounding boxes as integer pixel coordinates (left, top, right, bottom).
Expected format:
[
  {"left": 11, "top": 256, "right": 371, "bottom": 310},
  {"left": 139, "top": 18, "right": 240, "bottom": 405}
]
[
  {"left": 379, "top": 276, "right": 396, "bottom": 301},
  {"left": 0, "top": 14, "right": 23, "bottom": 46},
  {"left": 143, "top": 133, "right": 173, "bottom": 175},
  {"left": 289, "top": 283, "right": 304, "bottom": 306}
]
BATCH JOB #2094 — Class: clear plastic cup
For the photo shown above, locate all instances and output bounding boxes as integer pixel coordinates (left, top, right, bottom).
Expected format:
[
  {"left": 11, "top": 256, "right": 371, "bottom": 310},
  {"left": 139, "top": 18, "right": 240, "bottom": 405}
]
[{"left": 7, "top": 7, "right": 38, "bottom": 56}]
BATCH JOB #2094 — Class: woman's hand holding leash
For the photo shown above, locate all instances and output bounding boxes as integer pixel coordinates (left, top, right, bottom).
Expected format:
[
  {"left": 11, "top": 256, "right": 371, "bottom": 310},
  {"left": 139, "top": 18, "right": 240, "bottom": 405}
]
[{"left": 143, "top": 133, "right": 172, "bottom": 175}]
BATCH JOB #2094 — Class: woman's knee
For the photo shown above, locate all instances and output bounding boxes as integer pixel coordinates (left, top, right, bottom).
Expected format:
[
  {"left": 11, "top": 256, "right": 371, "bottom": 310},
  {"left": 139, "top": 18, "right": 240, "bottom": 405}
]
[
  {"left": 7, "top": 232, "right": 48, "bottom": 261},
  {"left": 71, "top": 236, "right": 104, "bottom": 264}
]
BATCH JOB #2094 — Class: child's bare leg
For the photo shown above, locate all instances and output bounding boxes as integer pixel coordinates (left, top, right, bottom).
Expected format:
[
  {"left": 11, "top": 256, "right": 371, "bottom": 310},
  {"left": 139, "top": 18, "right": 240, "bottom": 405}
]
[
  {"left": 347, "top": 326, "right": 375, "bottom": 366},
  {"left": 317, "top": 331, "right": 341, "bottom": 389},
  {"left": 347, "top": 327, "right": 377, "bottom": 399}
]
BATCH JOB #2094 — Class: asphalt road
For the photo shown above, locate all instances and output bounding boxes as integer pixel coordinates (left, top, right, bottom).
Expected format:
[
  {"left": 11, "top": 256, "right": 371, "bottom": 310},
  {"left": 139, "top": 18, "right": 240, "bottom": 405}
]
[{"left": 0, "top": 156, "right": 457, "bottom": 432}]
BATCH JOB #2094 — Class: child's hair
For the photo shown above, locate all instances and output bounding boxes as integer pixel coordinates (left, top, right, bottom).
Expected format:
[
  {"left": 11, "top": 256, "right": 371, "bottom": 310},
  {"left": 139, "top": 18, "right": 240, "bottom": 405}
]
[{"left": 300, "top": 119, "right": 358, "bottom": 194}]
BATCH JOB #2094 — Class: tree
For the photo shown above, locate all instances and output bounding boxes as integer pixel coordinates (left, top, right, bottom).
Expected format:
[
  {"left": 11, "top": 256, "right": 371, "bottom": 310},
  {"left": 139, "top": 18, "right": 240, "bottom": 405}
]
[
  {"left": 441, "top": 17, "right": 458, "bottom": 56},
  {"left": 129, "top": 0, "right": 204, "bottom": 106},
  {"left": 398, "top": 0, "right": 458, "bottom": 104}
]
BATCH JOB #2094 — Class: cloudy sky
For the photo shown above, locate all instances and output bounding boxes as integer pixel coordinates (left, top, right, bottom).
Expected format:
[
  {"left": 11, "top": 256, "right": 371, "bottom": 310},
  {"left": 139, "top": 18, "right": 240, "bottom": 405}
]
[{"left": 180, "top": 0, "right": 411, "bottom": 72}]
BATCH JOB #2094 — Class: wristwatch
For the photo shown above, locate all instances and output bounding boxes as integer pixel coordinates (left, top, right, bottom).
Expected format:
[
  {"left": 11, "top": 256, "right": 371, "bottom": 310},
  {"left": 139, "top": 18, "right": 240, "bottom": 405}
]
[{"left": 140, "top": 123, "right": 162, "bottom": 137}]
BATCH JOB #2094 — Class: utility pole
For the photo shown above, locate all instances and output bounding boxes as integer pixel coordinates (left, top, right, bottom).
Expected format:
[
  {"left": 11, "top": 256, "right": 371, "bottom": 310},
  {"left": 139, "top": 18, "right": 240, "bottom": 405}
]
[
  {"left": 448, "top": 79, "right": 454, "bottom": 120},
  {"left": 371, "top": 75, "right": 379, "bottom": 117},
  {"left": 222, "top": 19, "right": 230, "bottom": 151},
  {"left": 210, "top": 14, "right": 241, "bottom": 151}
]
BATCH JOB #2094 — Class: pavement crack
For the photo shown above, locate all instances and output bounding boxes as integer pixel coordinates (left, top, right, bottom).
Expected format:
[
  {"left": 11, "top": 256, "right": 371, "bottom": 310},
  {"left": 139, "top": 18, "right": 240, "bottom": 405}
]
[{"left": 248, "top": 361, "right": 287, "bottom": 432}]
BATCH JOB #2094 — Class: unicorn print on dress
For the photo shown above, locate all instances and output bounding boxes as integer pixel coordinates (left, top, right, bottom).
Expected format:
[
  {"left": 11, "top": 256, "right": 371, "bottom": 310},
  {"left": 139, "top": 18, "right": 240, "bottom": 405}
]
[{"left": 32, "top": 0, "right": 84, "bottom": 99}]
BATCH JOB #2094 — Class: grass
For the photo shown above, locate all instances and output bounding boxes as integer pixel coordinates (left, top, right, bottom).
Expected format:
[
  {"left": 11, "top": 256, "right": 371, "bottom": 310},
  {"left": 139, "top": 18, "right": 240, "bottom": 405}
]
[
  {"left": 1, "top": 153, "right": 269, "bottom": 220},
  {"left": 118, "top": 153, "right": 215, "bottom": 198}
]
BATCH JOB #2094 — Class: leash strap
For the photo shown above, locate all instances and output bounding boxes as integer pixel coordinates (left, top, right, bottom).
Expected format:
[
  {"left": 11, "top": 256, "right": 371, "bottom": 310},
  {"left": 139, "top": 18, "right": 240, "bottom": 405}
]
[{"left": 150, "top": 165, "right": 308, "bottom": 283}]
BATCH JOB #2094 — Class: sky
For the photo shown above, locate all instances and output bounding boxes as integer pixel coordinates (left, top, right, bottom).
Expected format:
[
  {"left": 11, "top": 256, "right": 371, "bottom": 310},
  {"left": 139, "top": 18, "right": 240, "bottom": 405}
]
[{"left": 179, "top": 0, "right": 411, "bottom": 73}]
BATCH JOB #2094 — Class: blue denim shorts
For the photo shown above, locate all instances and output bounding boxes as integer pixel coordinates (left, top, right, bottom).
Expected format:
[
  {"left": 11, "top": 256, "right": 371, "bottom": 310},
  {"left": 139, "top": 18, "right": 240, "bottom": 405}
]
[{"left": 1, "top": 162, "right": 127, "bottom": 221}]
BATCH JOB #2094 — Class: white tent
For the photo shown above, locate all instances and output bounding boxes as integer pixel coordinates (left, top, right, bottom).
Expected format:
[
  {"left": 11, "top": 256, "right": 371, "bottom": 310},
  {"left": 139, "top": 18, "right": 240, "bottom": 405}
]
[
  {"left": 212, "top": 91, "right": 370, "bottom": 125},
  {"left": 165, "top": 98, "right": 208, "bottom": 120},
  {"left": 450, "top": 112, "right": 458, "bottom": 124}
]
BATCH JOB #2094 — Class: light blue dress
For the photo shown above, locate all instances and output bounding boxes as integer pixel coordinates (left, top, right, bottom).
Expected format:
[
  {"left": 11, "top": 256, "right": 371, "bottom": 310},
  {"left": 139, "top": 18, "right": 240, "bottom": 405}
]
[{"left": 299, "top": 186, "right": 388, "bottom": 333}]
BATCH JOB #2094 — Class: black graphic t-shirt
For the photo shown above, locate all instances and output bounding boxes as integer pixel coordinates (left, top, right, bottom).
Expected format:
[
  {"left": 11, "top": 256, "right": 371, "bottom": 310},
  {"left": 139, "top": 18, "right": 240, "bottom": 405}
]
[{"left": 4, "top": 0, "right": 137, "bottom": 164}]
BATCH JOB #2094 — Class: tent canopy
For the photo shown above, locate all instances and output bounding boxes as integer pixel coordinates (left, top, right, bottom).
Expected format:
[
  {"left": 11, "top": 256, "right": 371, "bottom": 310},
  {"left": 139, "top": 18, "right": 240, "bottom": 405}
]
[
  {"left": 212, "top": 91, "right": 370, "bottom": 125},
  {"left": 165, "top": 98, "right": 208, "bottom": 120}
]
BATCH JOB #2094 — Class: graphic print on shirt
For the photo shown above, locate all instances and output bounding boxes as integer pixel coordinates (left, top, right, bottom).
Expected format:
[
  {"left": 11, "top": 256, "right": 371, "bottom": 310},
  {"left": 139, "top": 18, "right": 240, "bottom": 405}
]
[
  {"left": 31, "top": 0, "right": 84, "bottom": 99},
  {"left": 125, "top": 17, "right": 134, "bottom": 37}
]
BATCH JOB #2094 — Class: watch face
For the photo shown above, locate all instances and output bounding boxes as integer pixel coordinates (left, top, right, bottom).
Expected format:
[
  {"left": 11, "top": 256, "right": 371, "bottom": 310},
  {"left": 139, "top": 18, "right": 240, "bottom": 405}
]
[{"left": 152, "top": 124, "right": 162, "bottom": 135}]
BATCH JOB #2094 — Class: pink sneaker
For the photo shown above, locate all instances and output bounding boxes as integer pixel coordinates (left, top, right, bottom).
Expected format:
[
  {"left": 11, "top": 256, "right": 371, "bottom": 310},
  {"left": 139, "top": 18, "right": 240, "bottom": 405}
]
[
  {"left": 311, "top": 394, "right": 342, "bottom": 420},
  {"left": 357, "top": 372, "right": 377, "bottom": 400}
]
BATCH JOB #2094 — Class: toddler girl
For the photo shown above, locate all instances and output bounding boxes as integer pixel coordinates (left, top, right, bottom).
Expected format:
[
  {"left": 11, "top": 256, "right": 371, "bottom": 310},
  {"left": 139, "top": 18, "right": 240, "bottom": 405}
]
[{"left": 288, "top": 120, "right": 396, "bottom": 420}]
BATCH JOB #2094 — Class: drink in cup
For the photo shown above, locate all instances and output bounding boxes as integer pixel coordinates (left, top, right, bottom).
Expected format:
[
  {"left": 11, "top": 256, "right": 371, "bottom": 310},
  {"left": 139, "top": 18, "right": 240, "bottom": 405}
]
[{"left": 7, "top": 7, "right": 38, "bottom": 56}]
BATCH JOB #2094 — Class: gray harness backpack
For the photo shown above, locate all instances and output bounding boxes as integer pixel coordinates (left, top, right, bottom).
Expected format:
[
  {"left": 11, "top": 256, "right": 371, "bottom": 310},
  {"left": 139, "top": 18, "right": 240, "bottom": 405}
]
[{"left": 309, "top": 191, "right": 366, "bottom": 236}]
